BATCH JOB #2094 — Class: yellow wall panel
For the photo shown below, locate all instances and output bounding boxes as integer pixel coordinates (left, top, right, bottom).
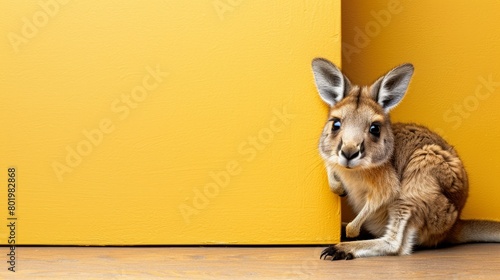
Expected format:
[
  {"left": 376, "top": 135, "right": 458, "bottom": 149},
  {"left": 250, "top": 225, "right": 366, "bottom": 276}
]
[
  {"left": 342, "top": 0, "right": 500, "bottom": 221},
  {"left": 0, "top": 1, "right": 341, "bottom": 245}
]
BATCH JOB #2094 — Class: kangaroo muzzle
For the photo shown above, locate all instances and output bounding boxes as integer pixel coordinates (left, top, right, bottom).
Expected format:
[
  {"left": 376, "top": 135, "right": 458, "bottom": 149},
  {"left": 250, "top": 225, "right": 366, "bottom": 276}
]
[{"left": 338, "top": 140, "right": 365, "bottom": 168}]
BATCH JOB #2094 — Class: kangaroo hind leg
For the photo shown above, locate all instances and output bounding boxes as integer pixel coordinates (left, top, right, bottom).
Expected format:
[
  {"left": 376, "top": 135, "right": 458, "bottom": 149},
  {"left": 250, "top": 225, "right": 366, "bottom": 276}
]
[{"left": 321, "top": 200, "right": 413, "bottom": 260}]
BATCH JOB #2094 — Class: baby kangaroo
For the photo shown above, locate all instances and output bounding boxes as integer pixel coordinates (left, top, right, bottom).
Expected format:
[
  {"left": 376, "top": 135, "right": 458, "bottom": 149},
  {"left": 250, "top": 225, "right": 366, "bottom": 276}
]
[{"left": 312, "top": 58, "right": 500, "bottom": 260}]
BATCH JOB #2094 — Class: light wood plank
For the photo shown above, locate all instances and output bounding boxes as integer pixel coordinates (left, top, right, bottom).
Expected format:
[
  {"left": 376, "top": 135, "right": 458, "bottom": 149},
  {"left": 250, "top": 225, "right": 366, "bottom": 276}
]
[{"left": 2, "top": 244, "right": 500, "bottom": 279}]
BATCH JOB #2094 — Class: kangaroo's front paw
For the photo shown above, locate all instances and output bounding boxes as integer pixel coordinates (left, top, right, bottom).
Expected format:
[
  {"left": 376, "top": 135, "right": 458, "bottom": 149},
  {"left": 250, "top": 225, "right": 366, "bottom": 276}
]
[
  {"left": 345, "top": 222, "right": 360, "bottom": 238},
  {"left": 328, "top": 176, "right": 347, "bottom": 197},
  {"left": 320, "top": 245, "right": 354, "bottom": 261}
]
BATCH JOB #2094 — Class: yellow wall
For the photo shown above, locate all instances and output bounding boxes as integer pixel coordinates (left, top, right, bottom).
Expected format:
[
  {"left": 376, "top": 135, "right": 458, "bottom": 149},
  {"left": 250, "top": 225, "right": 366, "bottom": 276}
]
[
  {"left": 342, "top": 0, "right": 500, "bottom": 221},
  {"left": 0, "top": 1, "right": 341, "bottom": 245}
]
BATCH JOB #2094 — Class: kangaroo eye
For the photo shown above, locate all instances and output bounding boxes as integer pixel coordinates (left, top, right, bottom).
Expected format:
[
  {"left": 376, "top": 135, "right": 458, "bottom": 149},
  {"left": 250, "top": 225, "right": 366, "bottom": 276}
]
[
  {"left": 369, "top": 123, "right": 381, "bottom": 137},
  {"left": 331, "top": 119, "right": 341, "bottom": 132}
]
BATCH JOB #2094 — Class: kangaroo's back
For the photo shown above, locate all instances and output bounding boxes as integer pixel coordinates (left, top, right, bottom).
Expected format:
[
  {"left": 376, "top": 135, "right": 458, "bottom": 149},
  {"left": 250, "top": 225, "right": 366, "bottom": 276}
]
[
  {"left": 391, "top": 123, "right": 455, "bottom": 176},
  {"left": 391, "top": 122, "right": 469, "bottom": 246}
]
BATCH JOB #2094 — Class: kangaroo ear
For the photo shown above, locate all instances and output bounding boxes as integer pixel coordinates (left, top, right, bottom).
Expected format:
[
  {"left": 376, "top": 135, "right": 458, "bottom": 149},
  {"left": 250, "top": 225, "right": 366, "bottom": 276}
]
[
  {"left": 371, "top": 63, "right": 414, "bottom": 112},
  {"left": 312, "top": 58, "right": 351, "bottom": 107}
]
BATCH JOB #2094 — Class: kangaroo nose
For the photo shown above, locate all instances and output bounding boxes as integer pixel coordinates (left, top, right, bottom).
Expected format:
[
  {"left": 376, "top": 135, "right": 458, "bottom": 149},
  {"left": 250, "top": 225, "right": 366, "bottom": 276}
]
[
  {"left": 340, "top": 141, "right": 364, "bottom": 161},
  {"left": 341, "top": 149, "right": 359, "bottom": 160}
]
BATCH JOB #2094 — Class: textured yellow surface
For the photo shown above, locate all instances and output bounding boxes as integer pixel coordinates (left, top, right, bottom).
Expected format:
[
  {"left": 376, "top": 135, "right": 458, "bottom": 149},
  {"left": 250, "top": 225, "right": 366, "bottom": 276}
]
[
  {"left": 0, "top": 1, "right": 341, "bottom": 245},
  {"left": 342, "top": 0, "right": 500, "bottom": 221}
]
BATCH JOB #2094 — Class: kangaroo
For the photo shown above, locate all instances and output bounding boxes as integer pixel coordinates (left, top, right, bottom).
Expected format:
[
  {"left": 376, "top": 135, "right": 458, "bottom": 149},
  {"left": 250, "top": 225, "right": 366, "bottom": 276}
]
[{"left": 311, "top": 58, "right": 500, "bottom": 260}]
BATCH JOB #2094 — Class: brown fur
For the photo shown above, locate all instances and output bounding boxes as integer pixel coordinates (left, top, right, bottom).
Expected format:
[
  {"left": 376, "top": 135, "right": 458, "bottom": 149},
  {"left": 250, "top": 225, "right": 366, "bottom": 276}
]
[{"left": 312, "top": 58, "right": 500, "bottom": 260}]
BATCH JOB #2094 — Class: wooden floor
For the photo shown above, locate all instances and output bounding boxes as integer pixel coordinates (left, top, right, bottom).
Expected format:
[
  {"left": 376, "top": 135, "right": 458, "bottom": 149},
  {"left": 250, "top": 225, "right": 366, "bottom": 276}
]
[{"left": 3, "top": 244, "right": 500, "bottom": 279}]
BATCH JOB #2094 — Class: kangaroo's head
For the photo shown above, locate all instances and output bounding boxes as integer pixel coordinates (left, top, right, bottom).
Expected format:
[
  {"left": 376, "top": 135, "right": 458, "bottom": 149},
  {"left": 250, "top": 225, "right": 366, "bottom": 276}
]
[{"left": 312, "top": 58, "right": 414, "bottom": 170}]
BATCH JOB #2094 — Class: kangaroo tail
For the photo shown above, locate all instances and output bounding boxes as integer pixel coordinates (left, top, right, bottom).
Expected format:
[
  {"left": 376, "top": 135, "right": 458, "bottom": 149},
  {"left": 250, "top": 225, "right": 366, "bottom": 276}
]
[{"left": 447, "top": 219, "right": 500, "bottom": 244}]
